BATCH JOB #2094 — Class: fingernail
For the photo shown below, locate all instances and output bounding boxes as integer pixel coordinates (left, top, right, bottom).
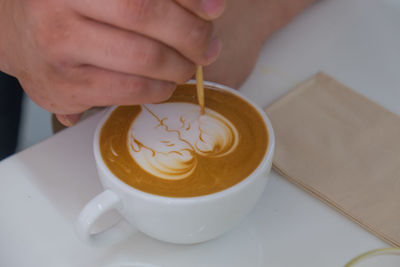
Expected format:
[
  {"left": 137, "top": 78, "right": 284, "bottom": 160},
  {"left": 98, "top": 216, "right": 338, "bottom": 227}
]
[
  {"left": 204, "top": 36, "right": 222, "bottom": 63},
  {"left": 57, "top": 113, "right": 82, "bottom": 127},
  {"left": 202, "top": 0, "right": 225, "bottom": 18},
  {"left": 65, "top": 114, "right": 82, "bottom": 126}
]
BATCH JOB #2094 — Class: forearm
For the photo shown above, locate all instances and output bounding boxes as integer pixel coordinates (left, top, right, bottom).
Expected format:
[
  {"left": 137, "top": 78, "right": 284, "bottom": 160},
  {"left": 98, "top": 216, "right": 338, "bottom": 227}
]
[
  {"left": 215, "top": 0, "right": 317, "bottom": 50},
  {"left": 261, "top": 0, "right": 317, "bottom": 35},
  {"left": 204, "top": 0, "right": 317, "bottom": 88}
]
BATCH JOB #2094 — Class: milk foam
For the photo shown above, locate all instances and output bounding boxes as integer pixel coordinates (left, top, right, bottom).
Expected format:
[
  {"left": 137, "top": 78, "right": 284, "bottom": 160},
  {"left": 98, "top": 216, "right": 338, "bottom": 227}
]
[{"left": 128, "top": 103, "right": 239, "bottom": 180}]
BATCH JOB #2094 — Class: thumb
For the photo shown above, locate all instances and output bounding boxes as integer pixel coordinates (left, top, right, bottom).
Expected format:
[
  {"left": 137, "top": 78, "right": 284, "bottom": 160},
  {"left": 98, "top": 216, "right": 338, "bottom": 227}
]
[{"left": 55, "top": 113, "right": 82, "bottom": 127}]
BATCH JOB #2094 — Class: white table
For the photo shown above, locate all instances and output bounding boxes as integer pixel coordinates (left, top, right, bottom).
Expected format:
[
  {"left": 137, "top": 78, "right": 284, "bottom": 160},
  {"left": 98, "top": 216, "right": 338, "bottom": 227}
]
[{"left": 1, "top": 0, "right": 399, "bottom": 266}]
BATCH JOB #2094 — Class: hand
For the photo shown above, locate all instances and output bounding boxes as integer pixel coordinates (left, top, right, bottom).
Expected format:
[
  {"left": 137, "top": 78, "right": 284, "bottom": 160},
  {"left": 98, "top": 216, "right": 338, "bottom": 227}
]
[{"left": 0, "top": 0, "right": 224, "bottom": 125}]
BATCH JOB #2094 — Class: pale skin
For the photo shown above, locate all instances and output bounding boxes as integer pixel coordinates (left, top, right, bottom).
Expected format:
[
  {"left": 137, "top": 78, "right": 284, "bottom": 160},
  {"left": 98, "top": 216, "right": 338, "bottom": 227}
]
[{"left": 0, "top": 0, "right": 315, "bottom": 126}]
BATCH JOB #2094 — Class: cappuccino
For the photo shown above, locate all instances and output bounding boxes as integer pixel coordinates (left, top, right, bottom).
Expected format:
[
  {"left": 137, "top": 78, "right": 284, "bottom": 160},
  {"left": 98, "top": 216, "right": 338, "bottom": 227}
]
[{"left": 100, "top": 84, "right": 268, "bottom": 197}]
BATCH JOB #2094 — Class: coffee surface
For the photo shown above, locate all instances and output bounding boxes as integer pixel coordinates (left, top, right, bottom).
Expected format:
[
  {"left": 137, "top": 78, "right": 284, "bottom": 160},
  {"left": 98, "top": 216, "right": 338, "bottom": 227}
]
[{"left": 100, "top": 84, "right": 268, "bottom": 197}]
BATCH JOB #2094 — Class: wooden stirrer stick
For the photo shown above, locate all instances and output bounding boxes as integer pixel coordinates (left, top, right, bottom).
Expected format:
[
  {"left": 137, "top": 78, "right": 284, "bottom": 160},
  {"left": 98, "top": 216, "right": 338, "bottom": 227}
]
[{"left": 195, "top": 66, "right": 205, "bottom": 115}]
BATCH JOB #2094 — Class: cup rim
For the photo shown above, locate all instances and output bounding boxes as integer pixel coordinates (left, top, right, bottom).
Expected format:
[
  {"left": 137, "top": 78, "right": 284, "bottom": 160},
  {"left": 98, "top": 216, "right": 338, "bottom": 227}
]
[{"left": 93, "top": 80, "right": 275, "bottom": 203}]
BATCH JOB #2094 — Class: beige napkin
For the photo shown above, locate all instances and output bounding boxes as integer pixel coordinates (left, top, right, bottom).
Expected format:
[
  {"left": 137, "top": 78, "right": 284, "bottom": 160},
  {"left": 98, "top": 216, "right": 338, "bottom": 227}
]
[{"left": 265, "top": 72, "right": 400, "bottom": 247}]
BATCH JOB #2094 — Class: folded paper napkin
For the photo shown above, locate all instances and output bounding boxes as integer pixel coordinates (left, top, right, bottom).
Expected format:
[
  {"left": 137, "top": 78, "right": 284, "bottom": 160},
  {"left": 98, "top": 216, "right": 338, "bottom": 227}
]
[{"left": 265, "top": 72, "right": 400, "bottom": 246}]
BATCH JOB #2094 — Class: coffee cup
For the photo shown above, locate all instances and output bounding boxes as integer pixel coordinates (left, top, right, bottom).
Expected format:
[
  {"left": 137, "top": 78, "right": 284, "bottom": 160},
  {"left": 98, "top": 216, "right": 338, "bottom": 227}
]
[{"left": 76, "top": 81, "right": 275, "bottom": 245}]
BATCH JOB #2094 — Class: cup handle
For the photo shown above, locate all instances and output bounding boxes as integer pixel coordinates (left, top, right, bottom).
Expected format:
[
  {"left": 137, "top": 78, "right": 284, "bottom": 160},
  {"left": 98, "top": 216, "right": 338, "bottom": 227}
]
[{"left": 76, "top": 190, "right": 135, "bottom": 245}]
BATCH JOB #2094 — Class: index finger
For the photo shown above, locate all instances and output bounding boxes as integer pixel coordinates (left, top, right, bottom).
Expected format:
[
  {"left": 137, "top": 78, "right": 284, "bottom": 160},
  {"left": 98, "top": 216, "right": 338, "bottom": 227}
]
[{"left": 175, "top": 0, "right": 226, "bottom": 20}]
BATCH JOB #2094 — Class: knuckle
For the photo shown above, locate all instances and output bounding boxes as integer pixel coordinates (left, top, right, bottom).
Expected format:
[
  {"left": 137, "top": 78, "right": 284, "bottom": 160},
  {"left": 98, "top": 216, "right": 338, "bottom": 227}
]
[
  {"left": 125, "top": 77, "right": 149, "bottom": 94},
  {"left": 118, "top": 77, "right": 152, "bottom": 101},
  {"left": 32, "top": 26, "right": 52, "bottom": 53},
  {"left": 55, "top": 74, "right": 90, "bottom": 109},
  {"left": 185, "top": 19, "right": 213, "bottom": 52},
  {"left": 129, "top": 79, "right": 175, "bottom": 103},
  {"left": 139, "top": 42, "right": 166, "bottom": 69},
  {"left": 32, "top": 16, "right": 73, "bottom": 67}
]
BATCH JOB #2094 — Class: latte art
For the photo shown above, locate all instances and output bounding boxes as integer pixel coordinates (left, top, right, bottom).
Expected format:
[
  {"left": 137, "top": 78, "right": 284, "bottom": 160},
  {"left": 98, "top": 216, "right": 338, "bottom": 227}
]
[
  {"left": 100, "top": 84, "right": 268, "bottom": 197},
  {"left": 128, "top": 103, "right": 239, "bottom": 180}
]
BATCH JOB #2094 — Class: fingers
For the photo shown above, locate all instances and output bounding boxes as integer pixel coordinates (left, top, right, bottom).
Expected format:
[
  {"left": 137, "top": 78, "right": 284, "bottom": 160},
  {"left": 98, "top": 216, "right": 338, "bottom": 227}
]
[
  {"left": 54, "top": 65, "right": 176, "bottom": 126},
  {"left": 21, "top": 0, "right": 226, "bottom": 126},
  {"left": 67, "top": 18, "right": 196, "bottom": 84},
  {"left": 70, "top": 0, "right": 222, "bottom": 65},
  {"left": 71, "top": 66, "right": 177, "bottom": 107},
  {"left": 55, "top": 69, "right": 175, "bottom": 127},
  {"left": 175, "top": 0, "right": 226, "bottom": 20},
  {"left": 56, "top": 113, "right": 82, "bottom": 126}
]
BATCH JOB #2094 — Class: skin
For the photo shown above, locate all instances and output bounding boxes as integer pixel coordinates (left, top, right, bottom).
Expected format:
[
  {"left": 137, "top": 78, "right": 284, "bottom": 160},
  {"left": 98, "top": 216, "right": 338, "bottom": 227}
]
[
  {"left": 204, "top": 0, "right": 317, "bottom": 88},
  {"left": 0, "top": 0, "right": 315, "bottom": 126}
]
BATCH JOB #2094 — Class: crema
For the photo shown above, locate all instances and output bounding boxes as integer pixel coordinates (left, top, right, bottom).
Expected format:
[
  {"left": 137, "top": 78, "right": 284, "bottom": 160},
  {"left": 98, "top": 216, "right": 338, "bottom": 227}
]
[{"left": 100, "top": 84, "right": 268, "bottom": 197}]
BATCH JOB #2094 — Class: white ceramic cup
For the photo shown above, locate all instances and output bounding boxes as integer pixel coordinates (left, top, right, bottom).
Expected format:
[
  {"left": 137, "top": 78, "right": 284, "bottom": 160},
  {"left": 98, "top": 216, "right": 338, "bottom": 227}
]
[{"left": 76, "top": 81, "right": 275, "bottom": 245}]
